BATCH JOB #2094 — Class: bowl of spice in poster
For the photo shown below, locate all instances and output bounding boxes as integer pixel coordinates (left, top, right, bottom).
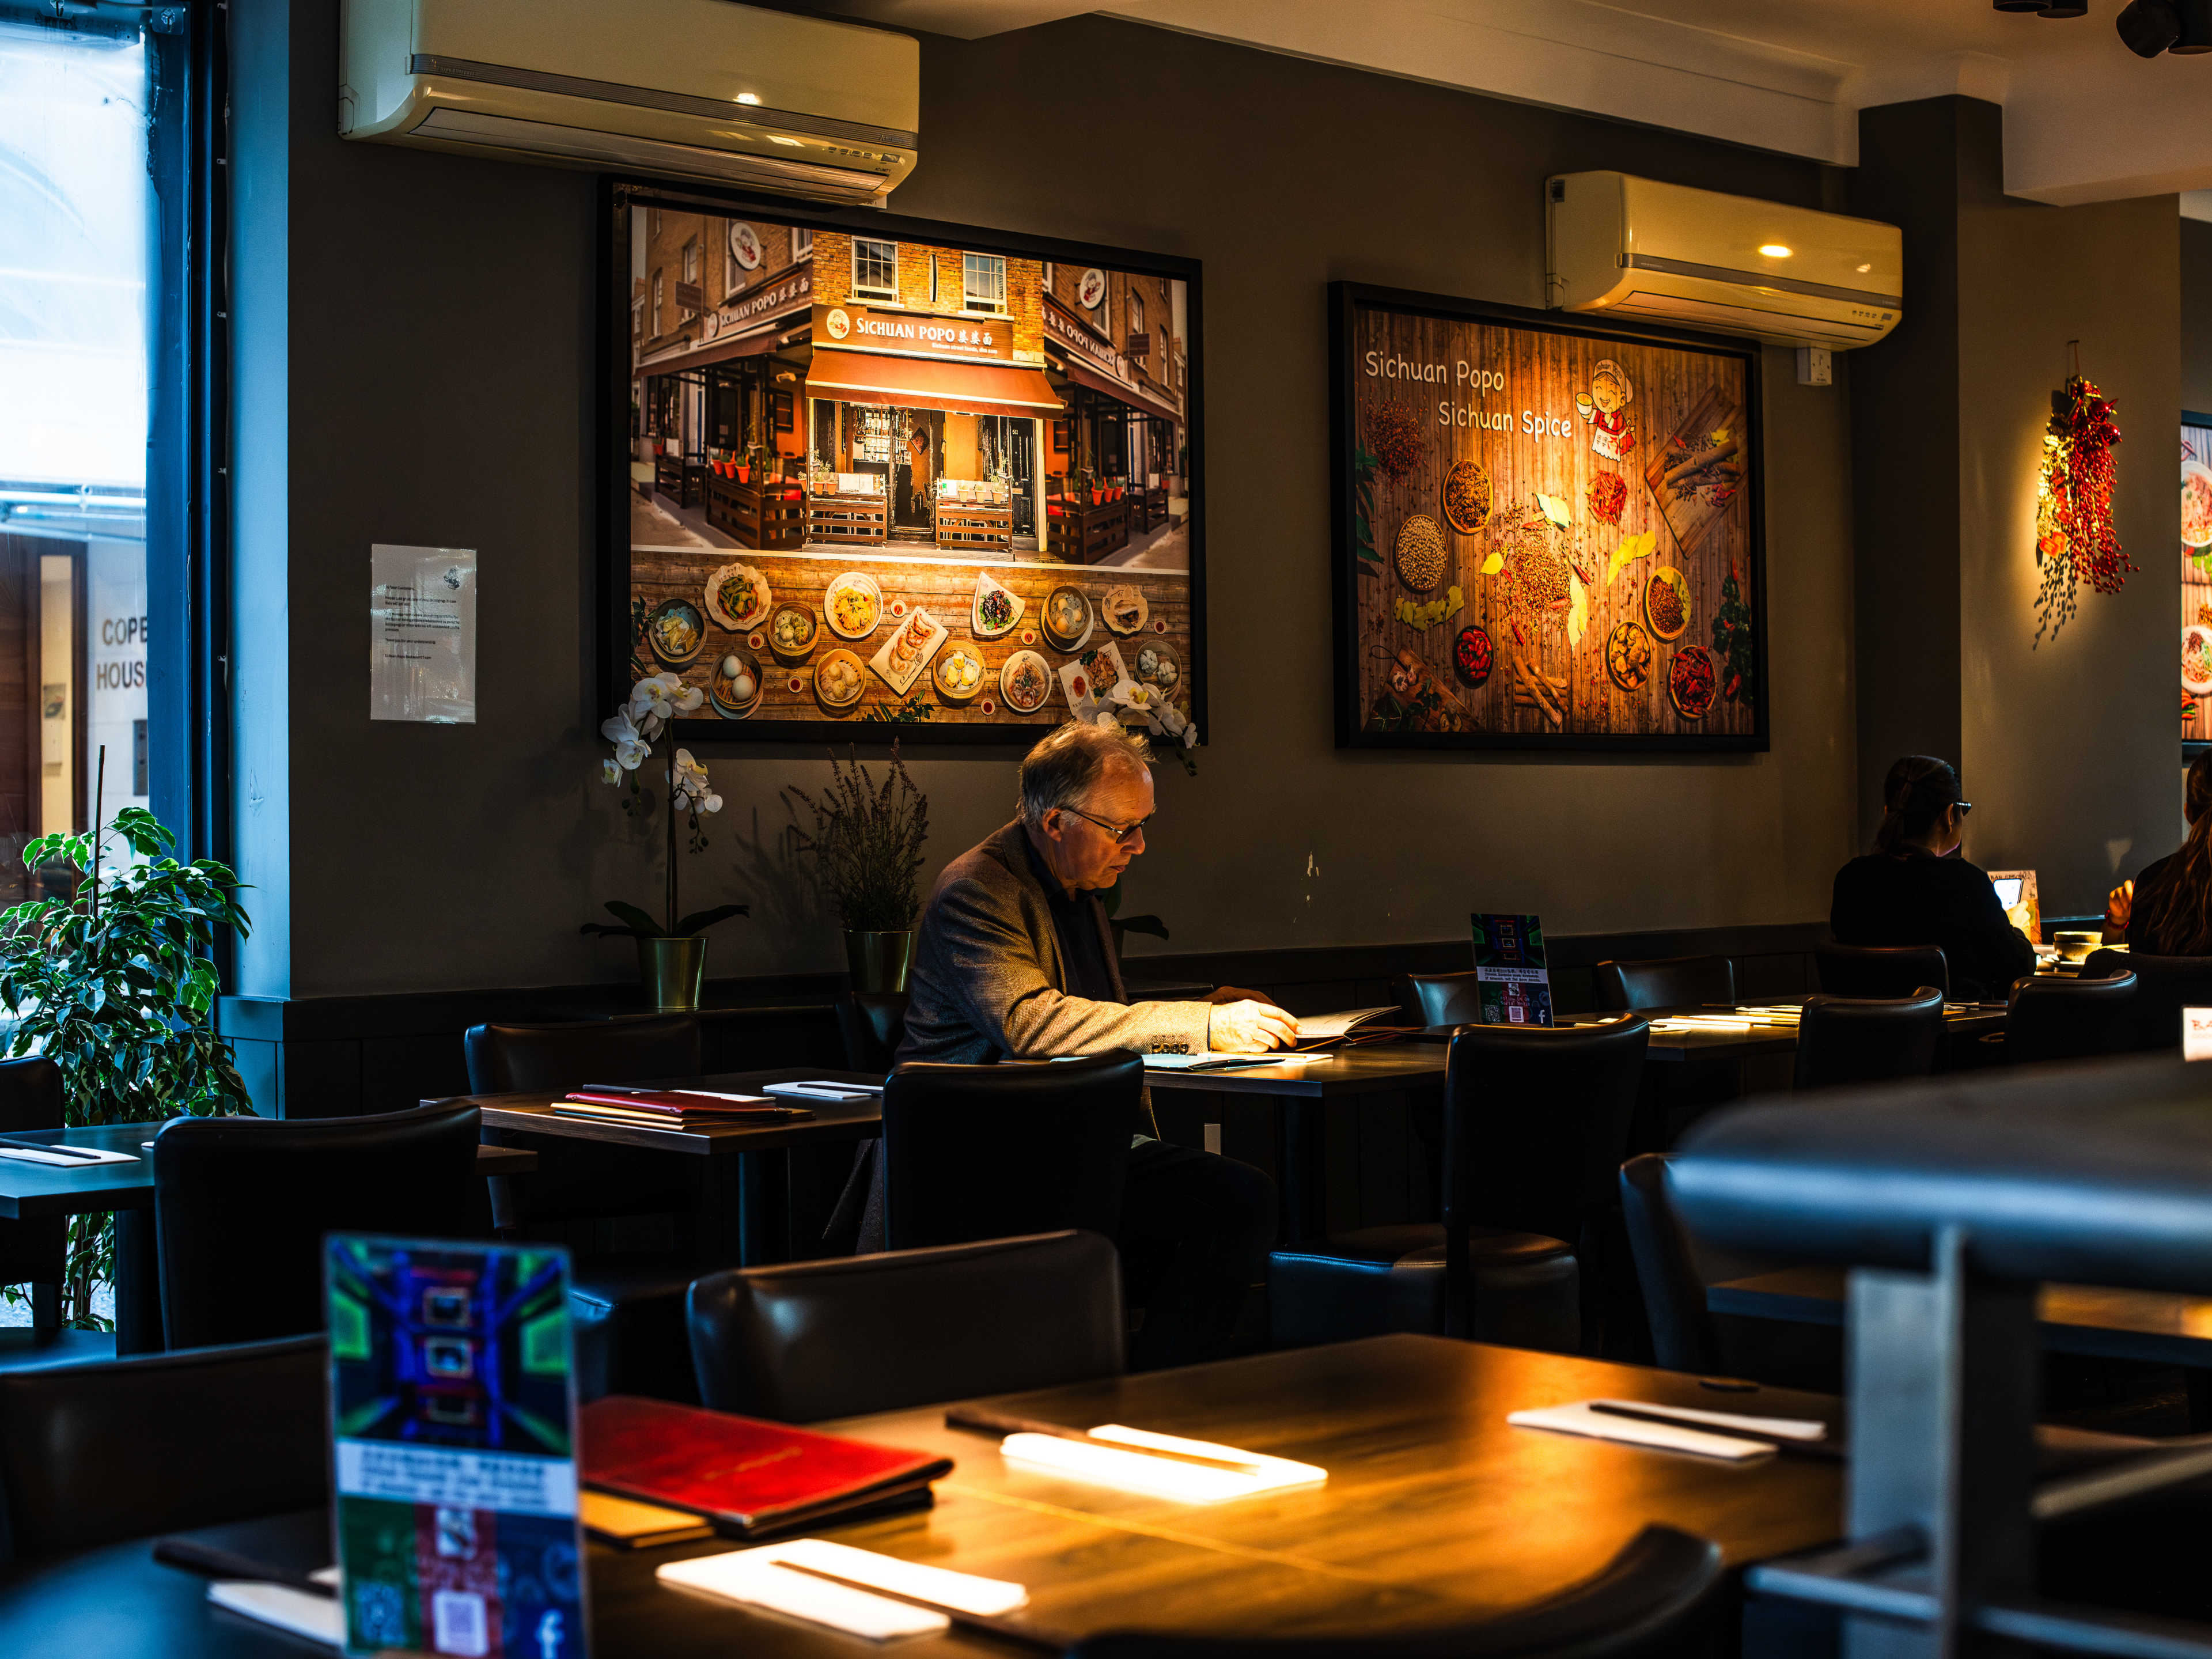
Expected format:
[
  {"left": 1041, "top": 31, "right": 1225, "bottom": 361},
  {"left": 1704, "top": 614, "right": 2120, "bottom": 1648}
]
[
  {"left": 1453, "top": 624, "right": 1493, "bottom": 687},
  {"left": 1643, "top": 566, "right": 1691, "bottom": 642},
  {"left": 1670, "top": 646, "right": 1717, "bottom": 721}
]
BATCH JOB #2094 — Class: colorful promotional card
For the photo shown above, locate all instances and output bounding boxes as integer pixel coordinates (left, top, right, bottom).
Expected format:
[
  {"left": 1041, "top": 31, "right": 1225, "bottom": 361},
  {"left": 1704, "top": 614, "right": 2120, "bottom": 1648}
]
[
  {"left": 1470, "top": 913, "right": 1554, "bottom": 1027},
  {"left": 327, "top": 1236, "right": 587, "bottom": 1659}
]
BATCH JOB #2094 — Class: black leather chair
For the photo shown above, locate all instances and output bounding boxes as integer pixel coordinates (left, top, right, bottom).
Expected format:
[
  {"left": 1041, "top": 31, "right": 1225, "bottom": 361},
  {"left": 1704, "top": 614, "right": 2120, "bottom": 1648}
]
[
  {"left": 467, "top": 1013, "right": 706, "bottom": 1404},
  {"left": 1066, "top": 1524, "right": 1722, "bottom": 1659},
  {"left": 464, "top": 1012, "right": 702, "bottom": 1093},
  {"left": 0, "top": 1058, "right": 65, "bottom": 1334},
  {"left": 1617, "top": 1154, "right": 1839, "bottom": 1393},
  {"left": 2003, "top": 971, "right": 2137, "bottom": 1065},
  {"left": 689, "top": 1230, "right": 1122, "bottom": 1421},
  {"left": 0, "top": 1334, "right": 327, "bottom": 1562},
  {"left": 1593, "top": 955, "right": 1736, "bottom": 1012},
  {"left": 881, "top": 1052, "right": 1140, "bottom": 1251},
  {"left": 153, "top": 1103, "right": 481, "bottom": 1349},
  {"left": 1791, "top": 988, "right": 1943, "bottom": 1092},
  {"left": 1815, "top": 942, "right": 1949, "bottom": 1000},
  {"left": 1270, "top": 1017, "right": 1650, "bottom": 1354},
  {"left": 1395, "top": 971, "right": 1483, "bottom": 1027},
  {"left": 2083, "top": 949, "right": 2212, "bottom": 1051},
  {"left": 836, "top": 993, "right": 909, "bottom": 1077}
]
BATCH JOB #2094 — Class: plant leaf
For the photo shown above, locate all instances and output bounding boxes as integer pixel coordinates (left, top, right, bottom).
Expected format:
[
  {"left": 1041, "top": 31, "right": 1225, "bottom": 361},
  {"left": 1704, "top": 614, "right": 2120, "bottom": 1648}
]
[
  {"left": 672, "top": 903, "right": 749, "bottom": 937},
  {"left": 601, "top": 900, "right": 662, "bottom": 936}
]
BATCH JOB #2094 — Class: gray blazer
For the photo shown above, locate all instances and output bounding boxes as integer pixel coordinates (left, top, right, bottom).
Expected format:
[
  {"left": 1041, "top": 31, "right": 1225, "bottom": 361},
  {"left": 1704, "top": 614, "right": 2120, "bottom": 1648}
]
[{"left": 894, "top": 821, "right": 1214, "bottom": 1070}]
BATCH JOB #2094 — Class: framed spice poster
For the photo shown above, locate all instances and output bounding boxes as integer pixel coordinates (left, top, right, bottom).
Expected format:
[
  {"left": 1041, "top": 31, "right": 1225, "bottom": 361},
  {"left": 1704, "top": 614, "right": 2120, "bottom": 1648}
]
[{"left": 1330, "top": 283, "right": 1767, "bottom": 752}]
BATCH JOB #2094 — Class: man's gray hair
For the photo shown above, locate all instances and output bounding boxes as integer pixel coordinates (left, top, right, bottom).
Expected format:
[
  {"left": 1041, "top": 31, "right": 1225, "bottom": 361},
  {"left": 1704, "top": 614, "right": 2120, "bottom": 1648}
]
[{"left": 1017, "top": 720, "right": 1153, "bottom": 825}]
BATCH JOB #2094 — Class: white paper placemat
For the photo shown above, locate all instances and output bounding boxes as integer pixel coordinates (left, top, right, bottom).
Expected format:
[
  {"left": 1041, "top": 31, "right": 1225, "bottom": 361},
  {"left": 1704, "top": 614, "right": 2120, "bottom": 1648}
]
[
  {"left": 207, "top": 1568, "right": 343, "bottom": 1647},
  {"left": 1507, "top": 1402, "right": 1775, "bottom": 1461},
  {"left": 0, "top": 1144, "right": 137, "bottom": 1166}
]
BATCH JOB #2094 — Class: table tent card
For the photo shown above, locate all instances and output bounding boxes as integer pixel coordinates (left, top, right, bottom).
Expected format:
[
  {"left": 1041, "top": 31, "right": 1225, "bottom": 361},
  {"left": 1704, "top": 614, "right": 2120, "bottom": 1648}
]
[
  {"left": 1471, "top": 912, "right": 1554, "bottom": 1027},
  {"left": 327, "top": 1235, "right": 588, "bottom": 1658}
]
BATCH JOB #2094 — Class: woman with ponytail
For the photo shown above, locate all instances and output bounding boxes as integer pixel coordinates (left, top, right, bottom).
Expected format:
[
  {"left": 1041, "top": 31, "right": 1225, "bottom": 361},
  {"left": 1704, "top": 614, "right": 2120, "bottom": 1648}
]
[
  {"left": 2105, "top": 751, "right": 2212, "bottom": 955},
  {"left": 1831, "top": 756, "right": 2037, "bottom": 1001}
]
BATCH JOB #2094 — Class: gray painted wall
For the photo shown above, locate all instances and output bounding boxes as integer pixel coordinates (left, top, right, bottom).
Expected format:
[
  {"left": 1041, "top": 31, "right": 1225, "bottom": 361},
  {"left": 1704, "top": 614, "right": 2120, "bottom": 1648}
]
[{"left": 238, "top": 6, "right": 1859, "bottom": 998}]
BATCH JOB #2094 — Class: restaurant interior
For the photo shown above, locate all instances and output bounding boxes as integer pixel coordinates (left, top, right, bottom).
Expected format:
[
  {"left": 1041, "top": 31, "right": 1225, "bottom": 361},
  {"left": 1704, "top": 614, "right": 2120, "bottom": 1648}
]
[{"left": 11, "top": 0, "right": 2212, "bottom": 1654}]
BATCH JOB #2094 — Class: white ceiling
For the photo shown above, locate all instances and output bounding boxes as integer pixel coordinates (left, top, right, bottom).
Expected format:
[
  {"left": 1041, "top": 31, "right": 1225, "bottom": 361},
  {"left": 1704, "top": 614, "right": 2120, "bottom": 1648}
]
[{"left": 823, "top": 0, "right": 2212, "bottom": 207}]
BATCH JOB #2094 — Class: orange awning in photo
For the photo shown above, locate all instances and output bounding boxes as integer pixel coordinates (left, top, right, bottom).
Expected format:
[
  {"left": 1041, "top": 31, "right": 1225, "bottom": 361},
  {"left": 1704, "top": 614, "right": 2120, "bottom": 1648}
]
[
  {"left": 1054, "top": 353, "right": 1183, "bottom": 427},
  {"left": 804, "top": 350, "right": 1066, "bottom": 420}
]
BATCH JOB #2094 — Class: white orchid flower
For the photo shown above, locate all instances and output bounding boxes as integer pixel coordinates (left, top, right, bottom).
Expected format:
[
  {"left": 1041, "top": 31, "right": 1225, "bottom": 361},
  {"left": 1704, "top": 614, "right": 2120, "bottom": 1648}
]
[
  {"left": 1093, "top": 710, "right": 1119, "bottom": 730},
  {"left": 671, "top": 681, "right": 704, "bottom": 714},
  {"left": 613, "top": 736, "right": 650, "bottom": 770},
  {"left": 630, "top": 679, "right": 676, "bottom": 725},
  {"left": 601, "top": 757, "right": 622, "bottom": 786},
  {"left": 600, "top": 707, "right": 643, "bottom": 747},
  {"left": 702, "top": 793, "right": 724, "bottom": 814},
  {"left": 1181, "top": 724, "right": 1199, "bottom": 749},
  {"left": 1156, "top": 703, "right": 1187, "bottom": 736}
]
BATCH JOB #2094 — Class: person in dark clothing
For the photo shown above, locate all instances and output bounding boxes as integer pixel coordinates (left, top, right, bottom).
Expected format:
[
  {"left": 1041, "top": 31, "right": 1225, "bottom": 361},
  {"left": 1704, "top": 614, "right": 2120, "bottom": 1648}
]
[
  {"left": 2107, "top": 751, "right": 2212, "bottom": 955},
  {"left": 1830, "top": 756, "right": 2037, "bottom": 1002}
]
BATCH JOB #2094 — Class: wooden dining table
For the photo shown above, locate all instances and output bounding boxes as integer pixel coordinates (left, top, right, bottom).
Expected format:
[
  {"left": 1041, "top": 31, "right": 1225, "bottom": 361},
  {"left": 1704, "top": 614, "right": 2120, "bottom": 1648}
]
[
  {"left": 0, "top": 1123, "right": 535, "bottom": 1356},
  {"left": 0, "top": 1334, "right": 1853, "bottom": 1657},
  {"left": 443, "top": 1067, "right": 888, "bottom": 1268}
]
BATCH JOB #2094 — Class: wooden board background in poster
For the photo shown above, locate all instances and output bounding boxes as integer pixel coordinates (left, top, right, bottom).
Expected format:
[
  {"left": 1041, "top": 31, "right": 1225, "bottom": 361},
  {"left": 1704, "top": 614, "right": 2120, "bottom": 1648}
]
[
  {"left": 2183, "top": 416, "right": 2212, "bottom": 751},
  {"left": 1330, "top": 284, "right": 1767, "bottom": 753}
]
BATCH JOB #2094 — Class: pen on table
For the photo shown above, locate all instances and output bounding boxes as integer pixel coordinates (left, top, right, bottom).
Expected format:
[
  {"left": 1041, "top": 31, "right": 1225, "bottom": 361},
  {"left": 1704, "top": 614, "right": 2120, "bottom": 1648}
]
[
  {"left": 0, "top": 1134, "right": 103, "bottom": 1161},
  {"left": 1585, "top": 1400, "right": 1844, "bottom": 1460},
  {"left": 152, "top": 1537, "right": 338, "bottom": 1599}
]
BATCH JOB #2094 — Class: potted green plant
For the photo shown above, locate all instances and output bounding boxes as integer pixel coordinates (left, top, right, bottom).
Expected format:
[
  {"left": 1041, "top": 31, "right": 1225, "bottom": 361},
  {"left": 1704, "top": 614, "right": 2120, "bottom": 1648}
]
[
  {"left": 785, "top": 743, "right": 929, "bottom": 993},
  {"left": 0, "top": 761, "right": 252, "bottom": 1330},
  {"left": 586, "top": 672, "right": 748, "bottom": 1009}
]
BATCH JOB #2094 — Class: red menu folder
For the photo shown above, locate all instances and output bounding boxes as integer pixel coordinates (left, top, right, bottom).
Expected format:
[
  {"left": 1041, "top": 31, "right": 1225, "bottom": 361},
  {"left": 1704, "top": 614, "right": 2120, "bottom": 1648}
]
[{"left": 579, "top": 1396, "right": 953, "bottom": 1537}]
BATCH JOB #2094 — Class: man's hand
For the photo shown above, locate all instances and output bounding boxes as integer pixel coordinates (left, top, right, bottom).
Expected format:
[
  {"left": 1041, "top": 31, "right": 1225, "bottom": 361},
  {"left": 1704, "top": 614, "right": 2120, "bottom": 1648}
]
[
  {"left": 1208, "top": 999, "right": 1301, "bottom": 1053},
  {"left": 2107, "top": 878, "right": 2134, "bottom": 930},
  {"left": 1205, "top": 984, "right": 1272, "bottom": 1005}
]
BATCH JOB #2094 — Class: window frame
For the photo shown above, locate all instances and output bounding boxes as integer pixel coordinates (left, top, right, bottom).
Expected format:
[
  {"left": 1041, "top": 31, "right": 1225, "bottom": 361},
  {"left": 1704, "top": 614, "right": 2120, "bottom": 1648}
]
[
  {"left": 851, "top": 236, "right": 899, "bottom": 302},
  {"left": 961, "top": 252, "right": 1006, "bottom": 315}
]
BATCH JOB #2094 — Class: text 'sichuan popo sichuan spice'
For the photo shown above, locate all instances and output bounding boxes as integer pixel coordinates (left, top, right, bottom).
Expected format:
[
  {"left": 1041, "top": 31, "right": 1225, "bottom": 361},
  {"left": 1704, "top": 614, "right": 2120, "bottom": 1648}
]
[{"left": 1368, "top": 400, "right": 1427, "bottom": 482}]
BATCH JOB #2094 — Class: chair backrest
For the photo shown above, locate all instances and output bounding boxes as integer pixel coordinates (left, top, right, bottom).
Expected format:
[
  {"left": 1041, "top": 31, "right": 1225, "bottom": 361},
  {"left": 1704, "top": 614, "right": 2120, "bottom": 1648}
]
[
  {"left": 463, "top": 1013, "right": 701, "bottom": 1094},
  {"left": 837, "top": 992, "right": 910, "bottom": 1077},
  {"left": 1816, "top": 942, "right": 1950, "bottom": 1001},
  {"left": 2005, "top": 971, "right": 2137, "bottom": 1065},
  {"left": 1592, "top": 955, "right": 1736, "bottom": 1013},
  {"left": 688, "top": 1229, "right": 1123, "bottom": 1421},
  {"left": 0, "top": 1056, "right": 60, "bottom": 1134},
  {"left": 1616, "top": 1154, "right": 1722, "bottom": 1376},
  {"left": 0, "top": 1334, "right": 327, "bottom": 1562},
  {"left": 1442, "top": 1017, "right": 1650, "bottom": 1275},
  {"left": 1066, "top": 1522, "right": 1722, "bottom": 1659},
  {"left": 1791, "top": 988, "right": 1944, "bottom": 1092},
  {"left": 1395, "top": 971, "right": 1484, "bottom": 1028},
  {"left": 153, "top": 1103, "right": 482, "bottom": 1349},
  {"left": 881, "top": 1052, "right": 1141, "bottom": 1251},
  {"left": 2083, "top": 949, "right": 2212, "bottom": 1051}
]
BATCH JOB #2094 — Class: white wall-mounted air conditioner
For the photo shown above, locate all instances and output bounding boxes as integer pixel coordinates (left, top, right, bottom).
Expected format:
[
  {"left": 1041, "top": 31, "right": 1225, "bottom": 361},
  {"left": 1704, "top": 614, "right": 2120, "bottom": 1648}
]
[
  {"left": 340, "top": 0, "right": 918, "bottom": 204},
  {"left": 1547, "top": 172, "right": 1902, "bottom": 350}
]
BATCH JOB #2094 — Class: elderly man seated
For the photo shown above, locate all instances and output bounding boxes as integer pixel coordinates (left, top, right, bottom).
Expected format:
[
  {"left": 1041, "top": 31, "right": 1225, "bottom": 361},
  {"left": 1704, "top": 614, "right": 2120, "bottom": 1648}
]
[{"left": 894, "top": 720, "right": 1293, "bottom": 1367}]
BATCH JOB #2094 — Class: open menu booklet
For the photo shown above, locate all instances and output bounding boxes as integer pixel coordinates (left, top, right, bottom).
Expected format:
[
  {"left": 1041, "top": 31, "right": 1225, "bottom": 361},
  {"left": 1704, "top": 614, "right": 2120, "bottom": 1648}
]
[{"left": 1139, "top": 1007, "right": 1401, "bottom": 1071}]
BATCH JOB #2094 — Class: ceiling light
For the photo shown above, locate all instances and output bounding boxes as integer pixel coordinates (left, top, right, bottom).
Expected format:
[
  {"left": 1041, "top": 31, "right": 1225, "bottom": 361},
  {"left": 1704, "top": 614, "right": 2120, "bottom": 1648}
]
[
  {"left": 2117, "top": 0, "right": 2182, "bottom": 51},
  {"left": 736, "top": 92, "right": 761, "bottom": 105},
  {"left": 2175, "top": 0, "right": 2212, "bottom": 51},
  {"left": 1759, "top": 244, "right": 1793, "bottom": 258}
]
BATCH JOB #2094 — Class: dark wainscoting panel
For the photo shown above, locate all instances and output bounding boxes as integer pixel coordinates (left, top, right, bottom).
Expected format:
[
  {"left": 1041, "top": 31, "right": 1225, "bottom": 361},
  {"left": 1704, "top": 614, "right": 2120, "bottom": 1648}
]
[{"left": 217, "top": 923, "right": 1826, "bottom": 1119}]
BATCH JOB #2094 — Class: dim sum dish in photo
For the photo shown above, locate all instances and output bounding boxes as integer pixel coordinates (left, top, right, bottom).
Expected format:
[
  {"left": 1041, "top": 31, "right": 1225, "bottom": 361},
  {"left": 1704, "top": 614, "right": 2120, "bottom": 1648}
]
[
  {"left": 703, "top": 562, "right": 771, "bottom": 632},
  {"left": 824, "top": 573, "right": 884, "bottom": 641},
  {"left": 709, "top": 648, "right": 764, "bottom": 717},
  {"left": 813, "top": 649, "right": 866, "bottom": 709},
  {"left": 999, "top": 649, "right": 1052, "bottom": 714},
  {"left": 645, "top": 599, "right": 706, "bottom": 666}
]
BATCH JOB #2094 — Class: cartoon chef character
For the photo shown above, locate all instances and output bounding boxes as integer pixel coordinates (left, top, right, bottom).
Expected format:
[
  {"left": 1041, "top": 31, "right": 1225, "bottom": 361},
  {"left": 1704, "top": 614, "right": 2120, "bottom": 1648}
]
[{"left": 1587, "top": 358, "right": 1635, "bottom": 462}]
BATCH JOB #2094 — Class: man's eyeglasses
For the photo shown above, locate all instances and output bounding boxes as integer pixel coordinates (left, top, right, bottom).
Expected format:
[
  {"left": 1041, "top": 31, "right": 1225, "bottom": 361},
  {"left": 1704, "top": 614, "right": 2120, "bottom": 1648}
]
[{"left": 1056, "top": 805, "right": 1152, "bottom": 846}]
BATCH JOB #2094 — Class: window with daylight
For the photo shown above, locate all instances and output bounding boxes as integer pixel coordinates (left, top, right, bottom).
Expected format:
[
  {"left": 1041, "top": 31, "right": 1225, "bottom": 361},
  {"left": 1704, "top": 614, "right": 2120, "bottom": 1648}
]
[
  {"left": 791, "top": 226, "right": 812, "bottom": 261},
  {"left": 1, "top": 10, "right": 187, "bottom": 899},
  {"left": 652, "top": 270, "right": 664, "bottom": 337},
  {"left": 963, "top": 252, "right": 1005, "bottom": 313},
  {"left": 852, "top": 237, "right": 898, "bottom": 301}
]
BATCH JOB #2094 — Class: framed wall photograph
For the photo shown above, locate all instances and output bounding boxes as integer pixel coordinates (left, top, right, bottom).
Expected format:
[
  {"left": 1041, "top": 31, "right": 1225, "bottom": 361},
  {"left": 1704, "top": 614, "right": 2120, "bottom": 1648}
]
[
  {"left": 601, "top": 181, "right": 1205, "bottom": 744},
  {"left": 2181, "top": 412, "right": 2212, "bottom": 751},
  {"left": 1330, "top": 282, "right": 1767, "bottom": 752}
]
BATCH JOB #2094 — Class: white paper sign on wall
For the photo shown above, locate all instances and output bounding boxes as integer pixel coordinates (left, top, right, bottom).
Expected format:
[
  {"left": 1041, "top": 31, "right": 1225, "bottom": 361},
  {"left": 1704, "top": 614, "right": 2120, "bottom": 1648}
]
[
  {"left": 2184, "top": 1007, "right": 2212, "bottom": 1062},
  {"left": 370, "top": 544, "right": 477, "bottom": 724}
]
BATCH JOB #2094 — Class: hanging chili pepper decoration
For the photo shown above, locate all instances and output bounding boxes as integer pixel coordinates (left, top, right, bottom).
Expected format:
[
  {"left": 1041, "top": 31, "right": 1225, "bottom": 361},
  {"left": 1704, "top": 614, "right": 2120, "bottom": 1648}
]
[{"left": 2033, "top": 365, "right": 2129, "bottom": 643}]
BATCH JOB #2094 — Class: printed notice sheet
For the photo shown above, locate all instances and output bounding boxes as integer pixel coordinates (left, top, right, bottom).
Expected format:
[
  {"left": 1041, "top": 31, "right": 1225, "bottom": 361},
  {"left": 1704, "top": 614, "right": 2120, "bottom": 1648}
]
[{"left": 372, "top": 544, "right": 476, "bottom": 724}]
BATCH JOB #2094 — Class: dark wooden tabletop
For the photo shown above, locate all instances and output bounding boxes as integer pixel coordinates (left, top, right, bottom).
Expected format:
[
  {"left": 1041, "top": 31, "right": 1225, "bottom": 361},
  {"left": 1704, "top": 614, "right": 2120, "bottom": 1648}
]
[
  {"left": 0, "top": 1122, "right": 535, "bottom": 1221},
  {"left": 1141, "top": 1044, "right": 1449, "bottom": 1097},
  {"left": 1710, "top": 1267, "right": 2212, "bottom": 1370},
  {"left": 0, "top": 1335, "right": 1846, "bottom": 1658},
  {"left": 446, "top": 1067, "right": 887, "bottom": 1156}
]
